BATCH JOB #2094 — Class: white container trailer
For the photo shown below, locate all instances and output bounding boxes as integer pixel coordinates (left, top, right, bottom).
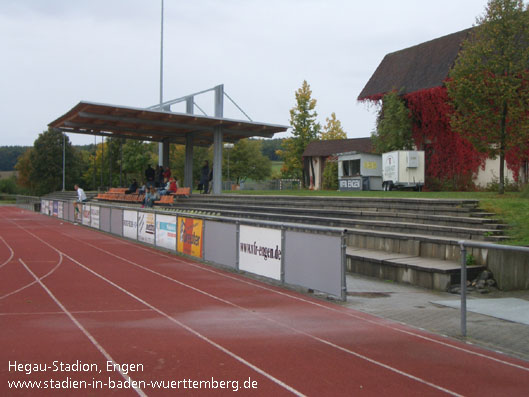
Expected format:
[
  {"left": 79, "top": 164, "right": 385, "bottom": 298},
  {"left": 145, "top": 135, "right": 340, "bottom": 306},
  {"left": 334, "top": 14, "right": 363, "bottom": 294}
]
[{"left": 382, "top": 150, "right": 425, "bottom": 191}]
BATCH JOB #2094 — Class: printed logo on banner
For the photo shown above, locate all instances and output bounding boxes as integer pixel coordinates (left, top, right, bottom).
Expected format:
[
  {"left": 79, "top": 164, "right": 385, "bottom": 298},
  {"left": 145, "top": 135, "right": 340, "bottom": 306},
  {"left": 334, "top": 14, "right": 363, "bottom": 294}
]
[
  {"left": 58, "top": 202, "right": 64, "bottom": 219},
  {"left": 177, "top": 217, "right": 203, "bottom": 258},
  {"left": 90, "top": 206, "right": 100, "bottom": 229},
  {"left": 138, "top": 212, "right": 155, "bottom": 245},
  {"left": 156, "top": 214, "right": 177, "bottom": 250},
  {"left": 123, "top": 210, "right": 138, "bottom": 240},
  {"left": 53, "top": 201, "right": 58, "bottom": 217},
  {"left": 82, "top": 205, "right": 91, "bottom": 226},
  {"left": 239, "top": 225, "right": 282, "bottom": 280}
]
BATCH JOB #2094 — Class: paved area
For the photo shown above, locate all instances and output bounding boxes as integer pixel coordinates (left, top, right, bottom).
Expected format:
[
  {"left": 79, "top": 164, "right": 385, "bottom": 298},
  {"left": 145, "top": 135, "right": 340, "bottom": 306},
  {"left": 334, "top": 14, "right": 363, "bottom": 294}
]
[{"left": 344, "top": 273, "right": 529, "bottom": 362}]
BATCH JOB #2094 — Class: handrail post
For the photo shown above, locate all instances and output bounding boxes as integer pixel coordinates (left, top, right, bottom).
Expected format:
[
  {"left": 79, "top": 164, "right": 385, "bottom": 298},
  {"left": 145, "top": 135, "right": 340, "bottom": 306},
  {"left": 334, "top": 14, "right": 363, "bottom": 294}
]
[{"left": 459, "top": 241, "right": 467, "bottom": 337}]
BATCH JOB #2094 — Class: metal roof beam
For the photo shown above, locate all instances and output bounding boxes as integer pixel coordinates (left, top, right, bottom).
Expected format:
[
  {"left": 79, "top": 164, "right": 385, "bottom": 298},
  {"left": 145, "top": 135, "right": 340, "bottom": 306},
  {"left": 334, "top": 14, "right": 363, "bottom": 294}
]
[
  {"left": 77, "top": 112, "right": 274, "bottom": 138},
  {"left": 78, "top": 111, "right": 215, "bottom": 132}
]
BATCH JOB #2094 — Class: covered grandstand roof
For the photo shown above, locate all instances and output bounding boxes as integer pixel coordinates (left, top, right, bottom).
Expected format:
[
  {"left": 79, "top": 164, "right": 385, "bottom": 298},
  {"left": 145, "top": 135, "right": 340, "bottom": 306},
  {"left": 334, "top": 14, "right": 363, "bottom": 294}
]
[{"left": 49, "top": 101, "right": 289, "bottom": 146}]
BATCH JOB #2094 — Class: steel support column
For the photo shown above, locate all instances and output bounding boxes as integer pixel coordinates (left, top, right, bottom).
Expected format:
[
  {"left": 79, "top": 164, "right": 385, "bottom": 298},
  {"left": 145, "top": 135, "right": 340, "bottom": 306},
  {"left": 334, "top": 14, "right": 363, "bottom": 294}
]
[
  {"left": 184, "top": 134, "right": 194, "bottom": 188},
  {"left": 212, "top": 127, "right": 223, "bottom": 195},
  {"left": 184, "top": 97, "right": 194, "bottom": 189}
]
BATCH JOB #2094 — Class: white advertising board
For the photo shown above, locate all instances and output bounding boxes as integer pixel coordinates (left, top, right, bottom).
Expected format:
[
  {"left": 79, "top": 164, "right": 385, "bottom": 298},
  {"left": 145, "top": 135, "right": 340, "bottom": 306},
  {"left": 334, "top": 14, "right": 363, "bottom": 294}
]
[
  {"left": 40, "top": 200, "right": 46, "bottom": 214},
  {"left": 123, "top": 210, "right": 138, "bottom": 240},
  {"left": 82, "top": 204, "right": 91, "bottom": 226},
  {"left": 58, "top": 201, "right": 64, "bottom": 219},
  {"left": 138, "top": 212, "right": 155, "bottom": 245},
  {"left": 156, "top": 214, "right": 177, "bottom": 251},
  {"left": 239, "top": 225, "right": 282, "bottom": 280},
  {"left": 90, "top": 205, "right": 100, "bottom": 229}
]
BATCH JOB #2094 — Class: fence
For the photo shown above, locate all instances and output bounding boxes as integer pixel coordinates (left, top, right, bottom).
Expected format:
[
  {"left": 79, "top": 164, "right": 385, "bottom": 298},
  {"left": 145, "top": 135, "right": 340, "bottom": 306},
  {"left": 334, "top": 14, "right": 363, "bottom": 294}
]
[
  {"left": 35, "top": 198, "right": 347, "bottom": 301},
  {"left": 15, "top": 195, "right": 41, "bottom": 211},
  {"left": 459, "top": 240, "right": 529, "bottom": 336}
]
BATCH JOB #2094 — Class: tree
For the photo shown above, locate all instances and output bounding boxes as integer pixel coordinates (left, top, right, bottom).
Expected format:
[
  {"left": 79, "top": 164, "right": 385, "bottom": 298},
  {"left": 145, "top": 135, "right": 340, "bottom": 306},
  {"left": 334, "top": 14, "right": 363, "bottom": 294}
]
[
  {"left": 371, "top": 91, "right": 413, "bottom": 153},
  {"left": 321, "top": 112, "right": 347, "bottom": 140},
  {"left": 223, "top": 139, "right": 271, "bottom": 184},
  {"left": 16, "top": 129, "right": 83, "bottom": 195},
  {"left": 0, "top": 146, "right": 29, "bottom": 171},
  {"left": 446, "top": 0, "right": 529, "bottom": 194},
  {"left": 281, "top": 80, "right": 321, "bottom": 185},
  {"left": 322, "top": 161, "right": 338, "bottom": 190},
  {"left": 169, "top": 144, "right": 210, "bottom": 187}
]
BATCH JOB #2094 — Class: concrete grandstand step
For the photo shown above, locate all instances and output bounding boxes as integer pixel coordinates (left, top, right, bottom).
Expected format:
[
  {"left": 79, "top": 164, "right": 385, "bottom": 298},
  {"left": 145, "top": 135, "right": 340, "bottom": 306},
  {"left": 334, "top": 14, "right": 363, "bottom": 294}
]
[
  {"left": 174, "top": 206, "right": 503, "bottom": 241},
  {"left": 172, "top": 201, "right": 504, "bottom": 231},
  {"left": 187, "top": 195, "right": 483, "bottom": 216},
  {"left": 346, "top": 247, "right": 485, "bottom": 291}
]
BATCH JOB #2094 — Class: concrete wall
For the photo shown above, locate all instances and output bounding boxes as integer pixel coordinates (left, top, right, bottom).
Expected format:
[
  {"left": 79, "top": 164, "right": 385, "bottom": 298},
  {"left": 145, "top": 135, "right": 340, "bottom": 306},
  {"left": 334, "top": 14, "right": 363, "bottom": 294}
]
[{"left": 486, "top": 249, "right": 529, "bottom": 291}]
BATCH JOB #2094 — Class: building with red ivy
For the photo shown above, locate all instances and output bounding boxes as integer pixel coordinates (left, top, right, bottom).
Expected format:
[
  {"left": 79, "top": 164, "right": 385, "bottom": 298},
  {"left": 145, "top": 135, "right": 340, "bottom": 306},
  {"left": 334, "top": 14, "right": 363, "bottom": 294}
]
[{"left": 358, "top": 28, "right": 528, "bottom": 190}]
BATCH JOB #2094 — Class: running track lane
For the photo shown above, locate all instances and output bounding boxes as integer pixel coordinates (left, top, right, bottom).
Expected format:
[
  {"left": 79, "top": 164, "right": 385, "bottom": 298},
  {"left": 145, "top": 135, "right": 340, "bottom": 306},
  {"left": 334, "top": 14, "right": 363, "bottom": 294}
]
[{"left": 1, "top": 207, "right": 528, "bottom": 396}]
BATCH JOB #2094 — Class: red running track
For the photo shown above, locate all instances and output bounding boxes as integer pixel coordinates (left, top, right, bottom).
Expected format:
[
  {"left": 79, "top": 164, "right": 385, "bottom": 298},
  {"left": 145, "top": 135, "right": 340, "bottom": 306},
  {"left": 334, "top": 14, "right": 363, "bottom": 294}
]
[{"left": 1, "top": 206, "right": 528, "bottom": 396}]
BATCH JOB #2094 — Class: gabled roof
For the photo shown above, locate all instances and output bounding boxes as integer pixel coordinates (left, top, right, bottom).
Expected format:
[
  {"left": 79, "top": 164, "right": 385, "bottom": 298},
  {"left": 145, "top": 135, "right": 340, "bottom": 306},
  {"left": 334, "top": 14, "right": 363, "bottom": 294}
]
[
  {"left": 358, "top": 28, "right": 472, "bottom": 101},
  {"left": 302, "top": 138, "right": 373, "bottom": 157}
]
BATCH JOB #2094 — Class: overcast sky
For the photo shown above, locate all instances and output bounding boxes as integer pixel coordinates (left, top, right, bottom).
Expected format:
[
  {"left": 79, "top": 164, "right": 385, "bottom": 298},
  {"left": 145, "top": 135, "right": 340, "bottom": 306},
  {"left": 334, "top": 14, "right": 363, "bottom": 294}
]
[{"left": 1, "top": 0, "right": 488, "bottom": 146}]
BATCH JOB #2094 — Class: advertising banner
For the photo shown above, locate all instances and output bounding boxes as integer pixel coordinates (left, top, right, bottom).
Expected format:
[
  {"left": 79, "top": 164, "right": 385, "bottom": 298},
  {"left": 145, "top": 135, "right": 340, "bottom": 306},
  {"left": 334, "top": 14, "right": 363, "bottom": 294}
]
[
  {"left": 138, "top": 212, "right": 155, "bottom": 245},
  {"left": 52, "top": 201, "right": 58, "bottom": 217},
  {"left": 156, "top": 214, "right": 177, "bottom": 251},
  {"left": 123, "top": 210, "right": 138, "bottom": 240},
  {"left": 40, "top": 200, "right": 46, "bottom": 214},
  {"left": 58, "top": 201, "right": 64, "bottom": 219},
  {"left": 44, "top": 200, "right": 50, "bottom": 215},
  {"left": 177, "top": 217, "right": 203, "bottom": 258},
  {"left": 239, "top": 225, "right": 282, "bottom": 280},
  {"left": 82, "top": 204, "right": 91, "bottom": 226},
  {"left": 90, "top": 205, "right": 100, "bottom": 229}
]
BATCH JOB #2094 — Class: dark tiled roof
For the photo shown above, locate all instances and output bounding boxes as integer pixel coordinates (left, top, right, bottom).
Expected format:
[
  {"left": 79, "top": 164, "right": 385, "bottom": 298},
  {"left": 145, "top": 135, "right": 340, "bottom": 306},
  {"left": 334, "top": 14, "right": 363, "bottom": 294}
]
[
  {"left": 358, "top": 28, "right": 472, "bottom": 100},
  {"left": 302, "top": 138, "right": 373, "bottom": 157}
]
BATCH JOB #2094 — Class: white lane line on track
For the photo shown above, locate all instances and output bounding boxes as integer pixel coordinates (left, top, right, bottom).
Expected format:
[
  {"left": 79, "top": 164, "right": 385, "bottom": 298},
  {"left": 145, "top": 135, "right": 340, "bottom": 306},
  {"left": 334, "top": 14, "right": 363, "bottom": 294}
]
[
  {"left": 0, "top": 234, "right": 64, "bottom": 300},
  {"left": 0, "top": 236, "right": 15, "bottom": 269},
  {"left": 68, "top": 220, "right": 529, "bottom": 374},
  {"left": 29, "top": 213, "right": 529, "bottom": 377},
  {"left": 0, "top": 253, "right": 63, "bottom": 300},
  {"left": 12, "top": 219, "right": 307, "bottom": 397},
  {"left": 17, "top": 258, "right": 147, "bottom": 397},
  {"left": 75, "top": 238, "right": 463, "bottom": 396},
  {"left": 0, "top": 309, "right": 154, "bottom": 316},
  {"left": 31, "top": 219, "right": 464, "bottom": 395}
]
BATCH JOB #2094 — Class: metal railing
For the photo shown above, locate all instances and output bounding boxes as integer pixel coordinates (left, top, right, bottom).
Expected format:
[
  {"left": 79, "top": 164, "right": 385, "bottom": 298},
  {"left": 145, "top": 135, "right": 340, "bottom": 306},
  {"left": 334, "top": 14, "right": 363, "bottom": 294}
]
[{"left": 458, "top": 240, "right": 529, "bottom": 336}]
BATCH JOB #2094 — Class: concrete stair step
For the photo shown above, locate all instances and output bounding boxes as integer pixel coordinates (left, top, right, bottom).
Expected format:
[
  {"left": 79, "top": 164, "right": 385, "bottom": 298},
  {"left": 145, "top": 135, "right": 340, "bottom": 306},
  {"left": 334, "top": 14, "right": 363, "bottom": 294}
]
[
  {"left": 346, "top": 247, "right": 485, "bottom": 291},
  {"left": 190, "top": 207, "right": 502, "bottom": 240},
  {"left": 173, "top": 201, "right": 503, "bottom": 230}
]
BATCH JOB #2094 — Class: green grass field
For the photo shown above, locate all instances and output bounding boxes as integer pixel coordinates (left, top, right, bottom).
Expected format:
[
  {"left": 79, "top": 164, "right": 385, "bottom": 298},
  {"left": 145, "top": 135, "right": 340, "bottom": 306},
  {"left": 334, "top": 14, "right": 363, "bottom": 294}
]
[{"left": 225, "top": 189, "right": 529, "bottom": 246}]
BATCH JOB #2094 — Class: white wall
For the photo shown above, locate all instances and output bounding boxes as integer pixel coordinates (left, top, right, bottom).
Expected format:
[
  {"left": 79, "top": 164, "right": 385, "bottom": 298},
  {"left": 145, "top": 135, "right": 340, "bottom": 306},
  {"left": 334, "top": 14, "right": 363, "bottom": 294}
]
[{"left": 475, "top": 157, "right": 517, "bottom": 188}]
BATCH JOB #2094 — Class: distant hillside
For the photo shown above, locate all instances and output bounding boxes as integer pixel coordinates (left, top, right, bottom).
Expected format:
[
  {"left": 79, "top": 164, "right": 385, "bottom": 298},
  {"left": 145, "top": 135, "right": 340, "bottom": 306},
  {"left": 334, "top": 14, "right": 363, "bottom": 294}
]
[{"left": 0, "top": 146, "right": 29, "bottom": 171}]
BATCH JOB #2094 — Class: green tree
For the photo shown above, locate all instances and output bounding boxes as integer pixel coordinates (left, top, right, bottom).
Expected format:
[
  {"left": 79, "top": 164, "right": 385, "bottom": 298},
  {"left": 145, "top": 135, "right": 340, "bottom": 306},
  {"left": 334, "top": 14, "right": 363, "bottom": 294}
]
[
  {"left": 223, "top": 139, "right": 271, "bottom": 184},
  {"left": 169, "top": 144, "right": 210, "bottom": 187},
  {"left": 321, "top": 113, "right": 347, "bottom": 140},
  {"left": 16, "top": 129, "right": 83, "bottom": 195},
  {"left": 322, "top": 161, "right": 338, "bottom": 190},
  {"left": 260, "top": 138, "right": 284, "bottom": 161},
  {"left": 281, "top": 80, "right": 321, "bottom": 185},
  {"left": 372, "top": 91, "right": 413, "bottom": 154},
  {"left": 0, "top": 146, "right": 29, "bottom": 171},
  {"left": 446, "top": 0, "right": 529, "bottom": 194}
]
